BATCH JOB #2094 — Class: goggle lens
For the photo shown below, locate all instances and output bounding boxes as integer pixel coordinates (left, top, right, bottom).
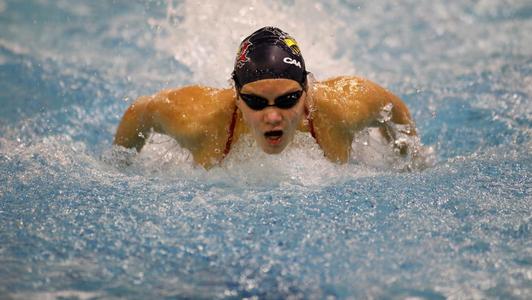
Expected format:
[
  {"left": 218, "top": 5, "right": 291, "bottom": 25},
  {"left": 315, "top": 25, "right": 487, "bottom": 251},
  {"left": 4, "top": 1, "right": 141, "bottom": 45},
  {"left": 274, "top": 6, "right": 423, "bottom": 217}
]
[{"left": 239, "top": 90, "right": 303, "bottom": 110}]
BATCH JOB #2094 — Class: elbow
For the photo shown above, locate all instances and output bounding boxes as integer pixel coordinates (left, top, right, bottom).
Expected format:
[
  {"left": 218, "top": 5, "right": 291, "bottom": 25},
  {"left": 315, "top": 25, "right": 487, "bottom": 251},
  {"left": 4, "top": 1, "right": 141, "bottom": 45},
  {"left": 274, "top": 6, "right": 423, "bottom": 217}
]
[
  {"left": 114, "top": 100, "right": 151, "bottom": 151},
  {"left": 113, "top": 129, "right": 147, "bottom": 152}
]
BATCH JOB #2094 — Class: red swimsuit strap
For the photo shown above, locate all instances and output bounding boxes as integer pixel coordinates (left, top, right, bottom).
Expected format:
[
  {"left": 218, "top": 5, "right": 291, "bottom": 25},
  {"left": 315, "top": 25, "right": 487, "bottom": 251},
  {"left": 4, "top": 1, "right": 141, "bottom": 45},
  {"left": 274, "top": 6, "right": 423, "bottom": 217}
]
[{"left": 223, "top": 106, "right": 238, "bottom": 157}]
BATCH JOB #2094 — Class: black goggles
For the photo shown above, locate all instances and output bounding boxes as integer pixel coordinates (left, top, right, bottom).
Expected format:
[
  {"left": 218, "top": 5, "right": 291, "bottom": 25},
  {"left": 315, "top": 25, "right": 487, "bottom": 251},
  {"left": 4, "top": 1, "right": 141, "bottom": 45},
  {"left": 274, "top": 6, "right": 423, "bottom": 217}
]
[{"left": 238, "top": 90, "right": 303, "bottom": 111}]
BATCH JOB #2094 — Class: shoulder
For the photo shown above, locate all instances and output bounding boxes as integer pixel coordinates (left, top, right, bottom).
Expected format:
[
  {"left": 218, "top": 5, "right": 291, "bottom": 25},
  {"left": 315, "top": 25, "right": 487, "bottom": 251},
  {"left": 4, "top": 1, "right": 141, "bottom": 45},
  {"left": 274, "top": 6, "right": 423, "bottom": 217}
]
[
  {"left": 152, "top": 85, "right": 233, "bottom": 108},
  {"left": 137, "top": 85, "right": 236, "bottom": 141},
  {"left": 316, "top": 76, "right": 390, "bottom": 98},
  {"left": 148, "top": 85, "right": 235, "bottom": 119},
  {"left": 311, "top": 76, "right": 369, "bottom": 120},
  {"left": 311, "top": 76, "right": 397, "bottom": 128}
]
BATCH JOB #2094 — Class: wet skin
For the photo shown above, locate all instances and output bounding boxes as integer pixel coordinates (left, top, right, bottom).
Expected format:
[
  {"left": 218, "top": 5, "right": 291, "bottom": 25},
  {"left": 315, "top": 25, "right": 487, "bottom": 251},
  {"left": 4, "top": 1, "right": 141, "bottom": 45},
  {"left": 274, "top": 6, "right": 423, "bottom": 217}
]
[{"left": 114, "top": 76, "right": 416, "bottom": 168}]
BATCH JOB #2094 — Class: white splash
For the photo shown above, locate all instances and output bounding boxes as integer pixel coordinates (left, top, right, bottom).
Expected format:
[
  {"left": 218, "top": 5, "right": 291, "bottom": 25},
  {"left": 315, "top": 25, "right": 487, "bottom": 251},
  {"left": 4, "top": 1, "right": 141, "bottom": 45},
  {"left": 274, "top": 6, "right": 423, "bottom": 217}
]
[{"left": 149, "top": 0, "right": 355, "bottom": 87}]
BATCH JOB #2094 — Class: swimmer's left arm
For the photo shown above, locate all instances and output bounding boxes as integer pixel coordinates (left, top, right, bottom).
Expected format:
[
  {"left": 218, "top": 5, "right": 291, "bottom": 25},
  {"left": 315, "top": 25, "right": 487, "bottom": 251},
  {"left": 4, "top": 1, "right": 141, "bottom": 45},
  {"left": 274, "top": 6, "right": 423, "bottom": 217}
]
[
  {"left": 341, "top": 77, "right": 417, "bottom": 153},
  {"left": 340, "top": 77, "right": 416, "bottom": 134},
  {"left": 378, "top": 90, "right": 417, "bottom": 135},
  {"left": 376, "top": 91, "right": 417, "bottom": 155}
]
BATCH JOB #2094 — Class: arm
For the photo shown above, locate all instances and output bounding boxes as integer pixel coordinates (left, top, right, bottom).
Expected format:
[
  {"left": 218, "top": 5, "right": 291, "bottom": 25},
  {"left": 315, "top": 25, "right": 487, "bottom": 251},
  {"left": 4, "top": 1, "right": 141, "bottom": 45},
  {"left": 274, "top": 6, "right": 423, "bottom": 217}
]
[
  {"left": 376, "top": 91, "right": 417, "bottom": 155},
  {"left": 113, "top": 86, "right": 236, "bottom": 168},
  {"left": 113, "top": 96, "right": 154, "bottom": 152},
  {"left": 320, "top": 76, "right": 418, "bottom": 157}
]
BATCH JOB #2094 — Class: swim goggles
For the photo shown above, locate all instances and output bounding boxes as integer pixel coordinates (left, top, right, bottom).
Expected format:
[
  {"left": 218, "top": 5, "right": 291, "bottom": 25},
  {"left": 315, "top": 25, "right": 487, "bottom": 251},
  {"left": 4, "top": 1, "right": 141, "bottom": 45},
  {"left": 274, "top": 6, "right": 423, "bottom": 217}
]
[{"left": 238, "top": 90, "right": 303, "bottom": 110}]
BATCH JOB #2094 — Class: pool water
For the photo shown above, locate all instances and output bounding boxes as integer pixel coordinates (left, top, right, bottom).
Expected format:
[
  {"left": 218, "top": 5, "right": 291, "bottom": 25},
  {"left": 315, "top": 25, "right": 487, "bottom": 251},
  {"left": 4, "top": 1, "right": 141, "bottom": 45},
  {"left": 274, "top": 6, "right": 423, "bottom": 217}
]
[{"left": 1, "top": 0, "right": 531, "bottom": 299}]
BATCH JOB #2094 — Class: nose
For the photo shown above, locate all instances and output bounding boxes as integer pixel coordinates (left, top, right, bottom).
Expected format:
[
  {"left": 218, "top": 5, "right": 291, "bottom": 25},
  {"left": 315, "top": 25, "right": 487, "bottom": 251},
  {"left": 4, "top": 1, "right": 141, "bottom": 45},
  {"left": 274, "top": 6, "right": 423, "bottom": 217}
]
[{"left": 263, "top": 108, "right": 282, "bottom": 126}]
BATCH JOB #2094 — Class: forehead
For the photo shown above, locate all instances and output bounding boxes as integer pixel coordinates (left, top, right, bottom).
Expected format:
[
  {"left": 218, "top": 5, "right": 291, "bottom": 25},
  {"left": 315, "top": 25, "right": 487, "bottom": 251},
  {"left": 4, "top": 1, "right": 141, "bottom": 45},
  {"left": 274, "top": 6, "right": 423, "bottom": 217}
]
[{"left": 240, "top": 78, "right": 301, "bottom": 95}]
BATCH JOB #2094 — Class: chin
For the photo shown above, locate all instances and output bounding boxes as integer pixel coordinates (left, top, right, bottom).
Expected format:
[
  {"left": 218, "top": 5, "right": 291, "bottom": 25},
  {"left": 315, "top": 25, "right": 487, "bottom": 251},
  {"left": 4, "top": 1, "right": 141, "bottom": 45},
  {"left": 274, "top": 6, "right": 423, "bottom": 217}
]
[
  {"left": 263, "top": 148, "right": 283, "bottom": 154},
  {"left": 260, "top": 143, "right": 287, "bottom": 154}
]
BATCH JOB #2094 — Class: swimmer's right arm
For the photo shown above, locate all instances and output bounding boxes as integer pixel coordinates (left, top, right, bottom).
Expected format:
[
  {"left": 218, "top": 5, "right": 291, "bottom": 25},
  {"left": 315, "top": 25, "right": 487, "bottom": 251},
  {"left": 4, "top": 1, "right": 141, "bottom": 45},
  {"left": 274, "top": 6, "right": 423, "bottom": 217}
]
[
  {"left": 114, "top": 87, "right": 233, "bottom": 168},
  {"left": 114, "top": 90, "right": 203, "bottom": 153},
  {"left": 113, "top": 96, "right": 155, "bottom": 151}
]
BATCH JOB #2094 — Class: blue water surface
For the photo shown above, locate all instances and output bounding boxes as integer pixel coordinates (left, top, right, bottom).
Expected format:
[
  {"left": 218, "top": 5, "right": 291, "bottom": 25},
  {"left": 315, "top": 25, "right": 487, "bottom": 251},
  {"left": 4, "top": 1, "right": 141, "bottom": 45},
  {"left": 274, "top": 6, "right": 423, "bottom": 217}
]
[{"left": 0, "top": 0, "right": 531, "bottom": 299}]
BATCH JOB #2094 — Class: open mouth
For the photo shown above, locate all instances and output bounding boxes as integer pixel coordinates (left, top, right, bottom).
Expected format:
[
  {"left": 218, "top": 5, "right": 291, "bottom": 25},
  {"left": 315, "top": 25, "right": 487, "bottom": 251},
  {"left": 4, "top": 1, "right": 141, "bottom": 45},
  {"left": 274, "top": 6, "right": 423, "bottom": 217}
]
[{"left": 264, "top": 130, "right": 283, "bottom": 144}]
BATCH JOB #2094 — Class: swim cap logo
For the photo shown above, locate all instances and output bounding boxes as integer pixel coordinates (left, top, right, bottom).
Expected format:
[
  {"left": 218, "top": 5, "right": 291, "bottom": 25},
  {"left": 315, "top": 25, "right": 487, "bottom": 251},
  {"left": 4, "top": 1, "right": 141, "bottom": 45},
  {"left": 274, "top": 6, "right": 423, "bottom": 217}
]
[
  {"left": 283, "top": 37, "right": 301, "bottom": 55},
  {"left": 235, "top": 40, "right": 252, "bottom": 69},
  {"left": 283, "top": 57, "right": 302, "bottom": 68}
]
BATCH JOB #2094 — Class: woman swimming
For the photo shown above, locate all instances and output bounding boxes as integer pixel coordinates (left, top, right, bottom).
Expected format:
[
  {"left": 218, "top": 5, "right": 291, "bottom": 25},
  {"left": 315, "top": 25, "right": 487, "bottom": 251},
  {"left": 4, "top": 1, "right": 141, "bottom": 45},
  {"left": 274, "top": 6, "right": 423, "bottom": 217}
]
[{"left": 114, "top": 26, "right": 417, "bottom": 168}]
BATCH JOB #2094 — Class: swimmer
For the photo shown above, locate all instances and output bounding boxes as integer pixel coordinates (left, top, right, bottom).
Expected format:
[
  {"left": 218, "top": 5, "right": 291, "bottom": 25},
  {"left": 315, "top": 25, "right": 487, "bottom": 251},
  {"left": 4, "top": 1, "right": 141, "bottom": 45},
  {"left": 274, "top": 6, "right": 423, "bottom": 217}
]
[{"left": 114, "top": 26, "right": 417, "bottom": 169}]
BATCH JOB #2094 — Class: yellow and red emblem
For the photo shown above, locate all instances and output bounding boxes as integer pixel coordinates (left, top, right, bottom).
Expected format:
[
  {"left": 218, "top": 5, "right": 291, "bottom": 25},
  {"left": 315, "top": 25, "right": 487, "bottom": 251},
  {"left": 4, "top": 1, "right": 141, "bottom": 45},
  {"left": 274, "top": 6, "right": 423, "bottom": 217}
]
[{"left": 283, "top": 37, "right": 301, "bottom": 55}]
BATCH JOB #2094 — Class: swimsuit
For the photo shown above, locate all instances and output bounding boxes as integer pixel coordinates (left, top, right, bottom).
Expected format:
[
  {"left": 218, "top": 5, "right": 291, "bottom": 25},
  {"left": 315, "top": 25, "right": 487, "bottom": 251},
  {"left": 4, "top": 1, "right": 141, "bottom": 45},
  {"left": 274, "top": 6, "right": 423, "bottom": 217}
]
[{"left": 223, "top": 107, "right": 239, "bottom": 157}]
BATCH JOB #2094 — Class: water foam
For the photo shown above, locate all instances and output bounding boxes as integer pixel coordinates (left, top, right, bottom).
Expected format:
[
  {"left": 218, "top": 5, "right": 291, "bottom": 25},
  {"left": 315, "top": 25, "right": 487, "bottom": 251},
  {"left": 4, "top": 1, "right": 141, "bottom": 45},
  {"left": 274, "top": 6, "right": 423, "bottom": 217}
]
[
  {"left": 149, "top": 0, "right": 355, "bottom": 87},
  {"left": 105, "top": 117, "right": 434, "bottom": 190},
  {"left": 1, "top": 1, "right": 530, "bottom": 298}
]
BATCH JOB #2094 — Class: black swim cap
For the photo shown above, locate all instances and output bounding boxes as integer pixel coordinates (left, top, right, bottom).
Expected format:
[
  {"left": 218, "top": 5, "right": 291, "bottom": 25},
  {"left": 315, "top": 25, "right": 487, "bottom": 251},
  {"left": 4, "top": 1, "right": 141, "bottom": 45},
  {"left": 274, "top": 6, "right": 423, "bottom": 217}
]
[{"left": 232, "top": 26, "right": 308, "bottom": 90}]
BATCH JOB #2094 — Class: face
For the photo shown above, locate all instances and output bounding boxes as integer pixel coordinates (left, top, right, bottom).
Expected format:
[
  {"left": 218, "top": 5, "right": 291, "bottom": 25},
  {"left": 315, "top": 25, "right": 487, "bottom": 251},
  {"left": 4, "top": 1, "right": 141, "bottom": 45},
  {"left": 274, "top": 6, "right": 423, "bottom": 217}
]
[{"left": 236, "top": 78, "right": 306, "bottom": 154}]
